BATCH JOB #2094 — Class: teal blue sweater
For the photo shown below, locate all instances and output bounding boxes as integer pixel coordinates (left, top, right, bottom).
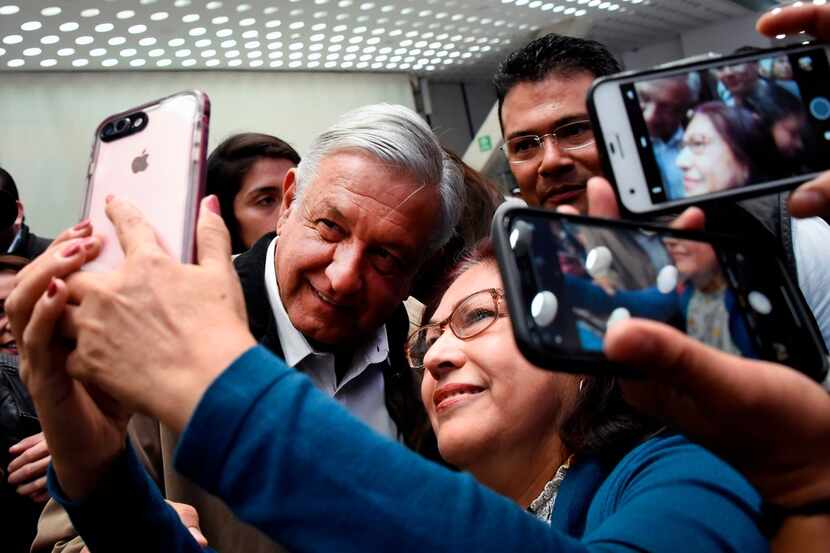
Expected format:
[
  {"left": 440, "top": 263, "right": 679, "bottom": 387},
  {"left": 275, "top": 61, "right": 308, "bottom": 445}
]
[{"left": 51, "top": 345, "right": 767, "bottom": 552}]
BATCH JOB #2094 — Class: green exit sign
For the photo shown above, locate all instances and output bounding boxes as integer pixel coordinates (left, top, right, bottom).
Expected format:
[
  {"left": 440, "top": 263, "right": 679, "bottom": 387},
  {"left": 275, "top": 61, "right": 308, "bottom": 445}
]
[{"left": 478, "top": 135, "right": 493, "bottom": 152}]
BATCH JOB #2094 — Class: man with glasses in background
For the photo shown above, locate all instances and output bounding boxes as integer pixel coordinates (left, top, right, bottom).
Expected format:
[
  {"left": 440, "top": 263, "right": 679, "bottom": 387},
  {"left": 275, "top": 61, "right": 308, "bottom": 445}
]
[{"left": 492, "top": 34, "right": 669, "bottom": 290}]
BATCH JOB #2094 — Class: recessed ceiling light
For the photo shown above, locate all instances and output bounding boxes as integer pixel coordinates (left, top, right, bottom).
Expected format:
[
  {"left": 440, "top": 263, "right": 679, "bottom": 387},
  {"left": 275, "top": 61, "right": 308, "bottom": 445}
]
[
  {"left": 309, "top": 43, "right": 323, "bottom": 51},
  {"left": 201, "top": 49, "right": 217, "bottom": 57},
  {"left": 242, "top": 30, "right": 258, "bottom": 39},
  {"left": 40, "top": 58, "right": 57, "bottom": 67},
  {"left": 72, "top": 58, "right": 88, "bottom": 67},
  {"left": 150, "top": 12, "right": 169, "bottom": 21},
  {"left": 190, "top": 27, "right": 207, "bottom": 36},
  {"left": 116, "top": 10, "right": 135, "bottom": 19},
  {"left": 94, "top": 23, "right": 114, "bottom": 33},
  {"left": 289, "top": 8, "right": 303, "bottom": 16},
  {"left": 195, "top": 38, "right": 211, "bottom": 47},
  {"left": 266, "top": 20, "right": 281, "bottom": 28},
  {"left": 2, "top": 34, "right": 22, "bottom": 44},
  {"left": 129, "top": 25, "right": 147, "bottom": 34},
  {"left": 236, "top": 4, "right": 252, "bottom": 12},
  {"left": 248, "top": 50, "right": 262, "bottom": 58},
  {"left": 289, "top": 51, "right": 302, "bottom": 59},
  {"left": 313, "top": 10, "right": 328, "bottom": 18},
  {"left": 130, "top": 58, "right": 146, "bottom": 67},
  {"left": 120, "top": 48, "right": 137, "bottom": 57},
  {"left": 289, "top": 21, "right": 304, "bottom": 30},
  {"left": 325, "top": 61, "right": 336, "bottom": 68},
  {"left": 212, "top": 16, "right": 229, "bottom": 24},
  {"left": 102, "top": 58, "right": 118, "bottom": 67},
  {"left": 80, "top": 8, "right": 99, "bottom": 17},
  {"left": 148, "top": 48, "right": 164, "bottom": 56},
  {"left": 240, "top": 18, "right": 256, "bottom": 26},
  {"left": 266, "top": 31, "right": 282, "bottom": 40},
  {"left": 269, "top": 50, "right": 283, "bottom": 58},
  {"left": 245, "top": 40, "right": 261, "bottom": 49},
  {"left": 228, "top": 58, "right": 242, "bottom": 66},
  {"left": 23, "top": 47, "right": 42, "bottom": 56},
  {"left": 76, "top": 35, "right": 94, "bottom": 45},
  {"left": 206, "top": 58, "right": 220, "bottom": 66},
  {"left": 21, "top": 21, "right": 43, "bottom": 32},
  {"left": 174, "top": 0, "right": 192, "bottom": 7},
  {"left": 7, "top": 58, "right": 24, "bottom": 67},
  {"left": 0, "top": 5, "right": 20, "bottom": 16},
  {"left": 175, "top": 49, "right": 191, "bottom": 57},
  {"left": 41, "top": 35, "right": 60, "bottom": 45},
  {"left": 57, "top": 47, "right": 74, "bottom": 56},
  {"left": 169, "top": 38, "right": 186, "bottom": 47},
  {"left": 206, "top": 1, "right": 222, "bottom": 8},
  {"left": 221, "top": 39, "right": 236, "bottom": 48},
  {"left": 225, "top": 49, "right": 240, "bottom": 58},
  {"left": 183, "top": 14, "right": 200, "bottom": 23},
  {"left": 217, "top": 28, "right": 233, "bottom": 37},
  {"left": 139, "top": 37, "right": 157, "bottom": 46},
  {"left": 182, "top": 58, "right": 197, "bottom": 66},
  {"left": 108, "top": 37, "right": 126, "bottom": 46},
  {"left": 90, "top": 48, "right": 106, "bottom": 56},
  {"left": 141, "top": 0, "right": 159, "bottom": 4},
  {"left": 157, "top": 58, "right": 172, "bottom": 67}
]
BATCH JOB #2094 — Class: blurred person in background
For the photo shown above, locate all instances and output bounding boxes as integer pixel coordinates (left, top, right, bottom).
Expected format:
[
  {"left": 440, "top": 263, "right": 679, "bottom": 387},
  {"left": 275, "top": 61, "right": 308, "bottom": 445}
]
[
  {"left": 0, "top": 167, "right": 51, "bottom": 260},
  {"left": 206, "top": 133, "right": 300, "bottom": 255}
]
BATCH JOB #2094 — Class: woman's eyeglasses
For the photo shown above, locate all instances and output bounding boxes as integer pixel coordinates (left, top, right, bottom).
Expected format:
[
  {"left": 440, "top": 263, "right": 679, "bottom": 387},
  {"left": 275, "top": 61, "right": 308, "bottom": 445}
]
[{"left": 405, "top": 288, "right": 508, "bottom": 370}]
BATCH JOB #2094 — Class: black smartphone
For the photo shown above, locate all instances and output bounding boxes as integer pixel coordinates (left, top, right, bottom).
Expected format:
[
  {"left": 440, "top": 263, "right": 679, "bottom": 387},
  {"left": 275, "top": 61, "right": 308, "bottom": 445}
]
[
  {"left": 492, "top": 204, "right": 829, "bottom": 381},
  {"left": 588, "top": 42, "right": 830, "bottom": 216}
]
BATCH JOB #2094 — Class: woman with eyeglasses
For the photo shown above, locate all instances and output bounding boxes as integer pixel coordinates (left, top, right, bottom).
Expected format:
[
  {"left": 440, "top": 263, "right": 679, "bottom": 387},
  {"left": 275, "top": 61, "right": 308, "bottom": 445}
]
[
  {"left": 676, "top": 101, "right": 778, "bottom": 198},
  {"left": 42, "top": 237, "right": 766, "bottom": 553}
]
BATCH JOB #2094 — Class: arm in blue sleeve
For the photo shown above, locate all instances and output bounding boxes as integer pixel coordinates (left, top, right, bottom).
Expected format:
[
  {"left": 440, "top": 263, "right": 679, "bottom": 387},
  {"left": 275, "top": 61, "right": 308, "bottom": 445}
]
[
  {"left": 174, "top": 346, "right": 765, "bottom": 553},
  {"left": 565, "top": 275, "right": 679, "bottom": 321},
  {"left": 49, "top": 442, "right": 213, "bottom": 553}
]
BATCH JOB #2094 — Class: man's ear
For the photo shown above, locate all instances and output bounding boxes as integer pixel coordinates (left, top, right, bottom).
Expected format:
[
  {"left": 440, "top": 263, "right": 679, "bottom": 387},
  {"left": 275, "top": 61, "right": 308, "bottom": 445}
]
[
  {"left": 14, "top": 201, "right": 23, "bottom": 227},
  {"left": 276, "top": 168, "right": 297, "bottom": 236}
]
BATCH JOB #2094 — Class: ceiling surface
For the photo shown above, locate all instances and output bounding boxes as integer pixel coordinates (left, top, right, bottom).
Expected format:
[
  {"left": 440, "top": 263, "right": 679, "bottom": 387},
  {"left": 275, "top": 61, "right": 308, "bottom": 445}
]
[{"left": 0, "top": 0, "right": 777, "bottom": 76}]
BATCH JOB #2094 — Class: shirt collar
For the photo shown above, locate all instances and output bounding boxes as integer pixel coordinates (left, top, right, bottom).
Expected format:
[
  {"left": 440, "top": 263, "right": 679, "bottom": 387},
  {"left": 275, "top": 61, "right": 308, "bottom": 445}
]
[{"left": 263, "top": 237, "right": 389, "bottom": 372}]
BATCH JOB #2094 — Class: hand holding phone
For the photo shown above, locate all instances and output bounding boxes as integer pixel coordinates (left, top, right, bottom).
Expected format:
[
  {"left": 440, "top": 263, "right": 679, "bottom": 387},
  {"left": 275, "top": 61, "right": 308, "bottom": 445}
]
[
  {"left": 82, "top": 90, "right": 210, "bottom": 271},
  {"left": 492, "top": 204, "right": 828, "bottom": 381},
  {"left": 589, "top": 43, "right": 830, "bottom": 215}
]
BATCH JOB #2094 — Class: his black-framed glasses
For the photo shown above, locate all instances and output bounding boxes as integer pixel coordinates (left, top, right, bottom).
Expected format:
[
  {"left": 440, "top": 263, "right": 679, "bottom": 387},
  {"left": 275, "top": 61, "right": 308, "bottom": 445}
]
[
  {"left": 405, "top": 288, "right": 508, "bottom": 370},
  {"left": 500, "top": 119, "right": 595, "bottom": 164}
]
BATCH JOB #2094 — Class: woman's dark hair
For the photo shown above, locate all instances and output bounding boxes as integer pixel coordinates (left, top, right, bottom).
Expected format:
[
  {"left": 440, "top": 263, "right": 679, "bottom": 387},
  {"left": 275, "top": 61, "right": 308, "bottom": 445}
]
[
  {"left": 206, "top": 133, "right": 300, "bottom": 254},
  {"left": 410, "top": 150, "right": 503, "bottom": 302},
  {"left": 692, "top": 101, "right": 781, "bottom": 184},
  {"left": 421, "top": 237, "right": 662, "bottom": 467},
  {"left": 0, "top": 167, "right": 19, "bottom": 202}
]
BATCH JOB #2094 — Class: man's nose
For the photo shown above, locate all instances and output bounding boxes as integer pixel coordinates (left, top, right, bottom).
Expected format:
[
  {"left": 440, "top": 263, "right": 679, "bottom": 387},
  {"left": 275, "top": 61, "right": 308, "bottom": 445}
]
[
  {"left": 324, "top": 244, "right": 364, "bottom": 296},
  {"left": 537, "top": 135, "right": 571, "bottom": 174}
]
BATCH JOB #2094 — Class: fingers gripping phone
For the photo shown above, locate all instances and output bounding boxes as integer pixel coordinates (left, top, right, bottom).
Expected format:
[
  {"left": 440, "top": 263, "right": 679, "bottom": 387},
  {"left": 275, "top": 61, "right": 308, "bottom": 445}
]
[
  {"left": 492, "top": 204, "right": 829, "bottom": 381},
  {"left": 589, "top": 43, "right": 830, "bottom": 216},
  {"left": 82, "top": 90, "right": 210, "bottom": 271}
]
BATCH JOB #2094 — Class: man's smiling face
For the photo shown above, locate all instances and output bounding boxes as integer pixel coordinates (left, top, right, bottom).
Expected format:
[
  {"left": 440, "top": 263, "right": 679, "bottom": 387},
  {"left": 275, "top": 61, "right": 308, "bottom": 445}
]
[{"left": 501, "top": 71, "right": 602, "bottom": 214}]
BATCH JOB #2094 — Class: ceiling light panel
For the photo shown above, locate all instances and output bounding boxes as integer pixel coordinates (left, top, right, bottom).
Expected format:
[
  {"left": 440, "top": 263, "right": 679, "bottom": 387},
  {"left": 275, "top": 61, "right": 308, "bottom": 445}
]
[{"left": 0, "top": 0, "right": 759, "bottom": 76}]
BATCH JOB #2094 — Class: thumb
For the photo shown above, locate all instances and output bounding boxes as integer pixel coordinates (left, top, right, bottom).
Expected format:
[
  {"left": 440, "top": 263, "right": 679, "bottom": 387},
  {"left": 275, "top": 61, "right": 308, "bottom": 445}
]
[
  {"left": 586, "top": 177, "right": 620, "bottom": 219},
  {"left": 196, "top": 195, "right": 233, "bottom": 269}
]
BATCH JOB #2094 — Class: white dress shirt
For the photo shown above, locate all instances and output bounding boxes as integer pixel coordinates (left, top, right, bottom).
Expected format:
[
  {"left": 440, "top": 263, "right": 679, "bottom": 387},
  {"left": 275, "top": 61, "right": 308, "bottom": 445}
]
[{"left": 264, "top": 237, "right": 399, "bottom": 440}]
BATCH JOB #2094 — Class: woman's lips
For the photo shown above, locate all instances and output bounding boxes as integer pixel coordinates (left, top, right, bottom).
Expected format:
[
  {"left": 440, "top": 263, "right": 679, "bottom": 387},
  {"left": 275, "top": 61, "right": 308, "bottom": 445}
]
[{"left": 433, "top": 383, "right": 485, "bottom": 414}]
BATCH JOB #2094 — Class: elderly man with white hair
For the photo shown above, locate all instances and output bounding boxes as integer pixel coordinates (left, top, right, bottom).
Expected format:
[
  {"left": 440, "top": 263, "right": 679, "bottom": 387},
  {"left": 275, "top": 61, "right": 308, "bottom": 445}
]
[{"left": 30, "top": 103, "right": 465, "bottom": 553}]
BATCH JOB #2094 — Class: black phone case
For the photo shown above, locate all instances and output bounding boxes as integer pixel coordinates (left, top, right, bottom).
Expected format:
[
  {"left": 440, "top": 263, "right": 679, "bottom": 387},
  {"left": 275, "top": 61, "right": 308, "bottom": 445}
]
[
  {"left": 491, "top": 203, "right": 829, "bottom": 381},
  {"left": 586, "top": 42, "right": 830, "bottom": 218}
]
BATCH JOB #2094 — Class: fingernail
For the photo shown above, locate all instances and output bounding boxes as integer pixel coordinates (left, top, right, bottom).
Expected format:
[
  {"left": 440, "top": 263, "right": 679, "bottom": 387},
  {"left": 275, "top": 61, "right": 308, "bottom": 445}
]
[
  {"left": 73, "top": 219, "right": 91, "bottom": 231},
  {"left": 791, "top": 189, "right": 826, "bottom": 210},
  {"left": 205, "top": 195, "right": 221, "bottom": 215},
  {"left": 47, "top": 278, "right": 58, "bottom": 298},
  {"left": 82, "top": 237, "right": 97, "bottom": 251},
  {"left": 61, "top": 242, "right": 81, "bottom": 258},
  {"left": 189, "top": 527, "right": 207, "bottom": 544}
]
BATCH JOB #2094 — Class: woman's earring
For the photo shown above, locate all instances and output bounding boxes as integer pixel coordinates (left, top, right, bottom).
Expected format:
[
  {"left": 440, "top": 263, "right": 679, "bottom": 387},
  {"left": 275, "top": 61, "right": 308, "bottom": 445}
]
[{"left": 578, "top": 378, "right": 586, "bottom": 392}]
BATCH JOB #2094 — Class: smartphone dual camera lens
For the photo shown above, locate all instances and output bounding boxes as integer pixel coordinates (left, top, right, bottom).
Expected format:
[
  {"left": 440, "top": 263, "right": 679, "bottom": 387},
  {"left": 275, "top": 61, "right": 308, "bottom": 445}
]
[{"left": 100, "top": 111, "right": 148, "bottom": 142}]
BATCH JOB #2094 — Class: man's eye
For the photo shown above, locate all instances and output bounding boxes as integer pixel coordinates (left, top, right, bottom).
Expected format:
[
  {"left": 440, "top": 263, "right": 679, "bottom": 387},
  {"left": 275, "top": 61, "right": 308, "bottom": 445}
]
[
  {"left": 371, "top": 248, "right": 401, "bottom": 274},
  {"left": 512, "top": 137, "right": 537, "bottom": 152},
  {"left": 255, "top": 196, "right": 277, "bottom": 207},
  {"left": 559, "top": 123, "right": 591, "bottom": 138},
  {"left": 317, "top": 219, "right": 343, "bottom": 240}
]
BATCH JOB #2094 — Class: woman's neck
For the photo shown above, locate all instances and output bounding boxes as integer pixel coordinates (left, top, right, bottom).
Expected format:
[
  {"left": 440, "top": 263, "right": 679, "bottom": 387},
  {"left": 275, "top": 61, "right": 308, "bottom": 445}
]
[{"left": 466, "top": 435, "right": 567, "bottom": 508}]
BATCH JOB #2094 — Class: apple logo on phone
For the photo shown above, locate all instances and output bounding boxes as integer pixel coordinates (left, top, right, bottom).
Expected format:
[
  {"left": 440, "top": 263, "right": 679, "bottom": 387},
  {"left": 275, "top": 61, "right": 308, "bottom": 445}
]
[{"left": 131, "top": 150, "right": 149, "bottom": 174}]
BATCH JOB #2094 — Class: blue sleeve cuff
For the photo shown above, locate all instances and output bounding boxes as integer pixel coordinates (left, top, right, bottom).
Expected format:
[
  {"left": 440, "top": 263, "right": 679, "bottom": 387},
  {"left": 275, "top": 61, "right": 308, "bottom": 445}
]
[
  {"left": 49, "top": 442, "right": 209, "bottom": 553},
  {"left": 174, "top": 345, "right": 292, "bottom": 496}
]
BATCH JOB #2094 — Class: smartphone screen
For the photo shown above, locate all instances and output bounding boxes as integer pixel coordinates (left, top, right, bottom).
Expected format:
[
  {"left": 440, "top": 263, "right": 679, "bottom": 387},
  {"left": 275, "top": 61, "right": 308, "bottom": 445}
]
[
  {"left": 495, "top": 207, "right": 828, "bottom": 380},
  {"left": 592, "top": 45, "right": 830, "bottom": 214},
  {"left": 83, "top": 91, "right": 209, "bottom": 271}
]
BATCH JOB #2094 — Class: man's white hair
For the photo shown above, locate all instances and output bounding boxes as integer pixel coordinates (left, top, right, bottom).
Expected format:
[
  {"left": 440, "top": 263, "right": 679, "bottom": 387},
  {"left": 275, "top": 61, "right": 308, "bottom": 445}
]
[{"left": 294, "top": 103, "right": 465, "bottom": 256}]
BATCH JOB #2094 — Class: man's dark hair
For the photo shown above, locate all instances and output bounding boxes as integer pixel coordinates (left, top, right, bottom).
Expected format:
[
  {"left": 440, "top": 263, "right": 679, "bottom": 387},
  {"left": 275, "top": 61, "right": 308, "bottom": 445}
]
[
  {"left": 206, "top": 133, "right": 300, "bottom": 254},
  {"left": 0, "top": 167, "right": 20, "bottom": 202},
  {"left": 493, "top": 34, "right": 622, "bottom": 128}
]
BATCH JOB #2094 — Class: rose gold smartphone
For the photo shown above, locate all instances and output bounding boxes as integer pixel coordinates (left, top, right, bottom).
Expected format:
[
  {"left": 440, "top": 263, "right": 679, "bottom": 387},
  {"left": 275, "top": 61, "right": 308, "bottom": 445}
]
[{"left": 82, "top": 90, "right": 210, "bottom": 271}]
